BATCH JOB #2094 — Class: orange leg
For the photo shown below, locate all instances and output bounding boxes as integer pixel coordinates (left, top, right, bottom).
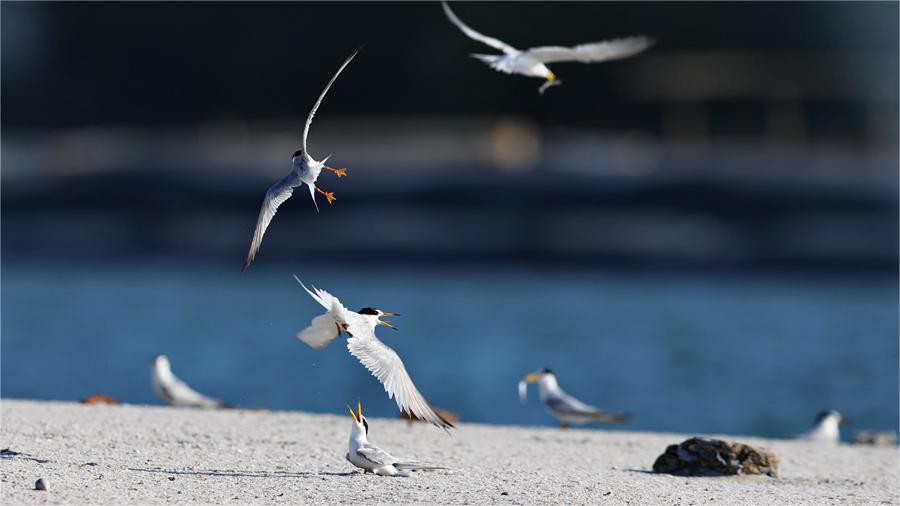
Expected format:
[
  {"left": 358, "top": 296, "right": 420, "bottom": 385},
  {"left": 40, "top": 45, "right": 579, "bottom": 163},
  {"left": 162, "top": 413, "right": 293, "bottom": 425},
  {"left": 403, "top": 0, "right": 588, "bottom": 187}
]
[
  {"left": 316, "top": 187, "right": 337, "bottom": 204},
  {"left": 324, "top": 165, "right": 348, "bottom": 177}
]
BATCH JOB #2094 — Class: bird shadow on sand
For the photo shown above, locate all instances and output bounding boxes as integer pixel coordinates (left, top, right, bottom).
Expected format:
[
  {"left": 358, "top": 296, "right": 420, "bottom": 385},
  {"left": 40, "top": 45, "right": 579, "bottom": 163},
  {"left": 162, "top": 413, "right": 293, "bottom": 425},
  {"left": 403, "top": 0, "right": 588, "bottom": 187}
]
[
  {"left": 1, "top": 448, "right": 51, "bottom": 464},
  {"left": 127, "top": 467, "right": 313, "bottom": 479}
]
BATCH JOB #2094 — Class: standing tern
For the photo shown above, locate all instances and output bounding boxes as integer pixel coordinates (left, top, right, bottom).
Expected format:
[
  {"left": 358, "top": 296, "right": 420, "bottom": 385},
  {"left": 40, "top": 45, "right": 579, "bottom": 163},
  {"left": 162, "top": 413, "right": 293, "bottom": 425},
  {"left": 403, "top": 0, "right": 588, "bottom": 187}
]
[
  {"left": 242, "top": 47, "right": 359, "bottom": 270},
  {"left": 152, "top": 355, "right": 232, "bottom": 409},
  {"left": 441, "top": 1, "right": 654, "bottom": 94},
  {"left": 520, "top": 368, "right": 629, "bottom": 428},
  {"left": 797, "top": 410, "right": 846, "bottom": 443},
  {"left": 293, "top": 276, "right": 454, "bottom": 431},
  {"left": 346, "top": 401, "right": 447, "bottom": 476}
]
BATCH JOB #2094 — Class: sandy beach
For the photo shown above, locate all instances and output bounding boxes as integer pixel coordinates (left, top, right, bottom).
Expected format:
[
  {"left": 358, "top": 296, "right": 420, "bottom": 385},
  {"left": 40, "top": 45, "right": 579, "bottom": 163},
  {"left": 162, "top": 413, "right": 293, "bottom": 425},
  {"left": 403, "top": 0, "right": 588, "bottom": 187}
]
[{"left": 1, "top": 399, "right": 897, "bottom": 504}]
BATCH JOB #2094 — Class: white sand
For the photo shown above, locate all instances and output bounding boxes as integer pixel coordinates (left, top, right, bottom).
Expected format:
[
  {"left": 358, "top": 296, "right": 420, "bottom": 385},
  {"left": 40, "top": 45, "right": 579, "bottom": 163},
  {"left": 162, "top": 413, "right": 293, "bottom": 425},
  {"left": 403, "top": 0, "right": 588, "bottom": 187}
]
[{"left": 1, "top": 399, "right": 897, "bottom": 504}]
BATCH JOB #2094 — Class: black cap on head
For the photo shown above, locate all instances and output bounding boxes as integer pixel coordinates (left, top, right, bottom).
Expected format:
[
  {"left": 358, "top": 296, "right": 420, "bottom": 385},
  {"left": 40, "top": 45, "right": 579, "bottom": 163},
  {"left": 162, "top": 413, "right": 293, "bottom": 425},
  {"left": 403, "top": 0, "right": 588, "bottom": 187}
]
[
  {"left": 358, "top": 307, "right": 379, "bottom": 316},
  {"left": 815, "top": 410, "right": 838, "bottom": 422},
  {"left": 362, "top": 417, "right": 369, "bottom": 434},
  {"left": 292, "top": 150, "right": 303, "bottom": 159},
  {"left": 539, "top": 368, "right": 554, "bottom": 375}
]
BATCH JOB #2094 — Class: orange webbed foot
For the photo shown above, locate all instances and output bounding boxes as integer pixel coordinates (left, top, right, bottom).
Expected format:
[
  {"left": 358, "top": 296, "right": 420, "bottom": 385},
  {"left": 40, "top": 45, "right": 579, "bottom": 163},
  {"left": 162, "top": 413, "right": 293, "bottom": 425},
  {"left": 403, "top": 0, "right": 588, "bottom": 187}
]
[
  {"left": 315, "top": 187, "right": 337, "bottom": 204},
  {"left": 325, "top": 166, "right": 348, "bottom": 178}
]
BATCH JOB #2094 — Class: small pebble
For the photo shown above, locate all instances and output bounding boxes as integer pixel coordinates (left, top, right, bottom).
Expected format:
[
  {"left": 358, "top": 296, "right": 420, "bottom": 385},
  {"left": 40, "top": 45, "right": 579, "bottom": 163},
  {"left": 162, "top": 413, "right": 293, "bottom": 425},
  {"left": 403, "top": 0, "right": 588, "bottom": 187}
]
[
  {"left": 168, "top": 476, "right": 175, "bottom": 481},
  {"left": 35, "top": 478, "right": 48, "bottom": 491},
  {"left": 500, "top": 492, "right": 509, "bottom": 496}
]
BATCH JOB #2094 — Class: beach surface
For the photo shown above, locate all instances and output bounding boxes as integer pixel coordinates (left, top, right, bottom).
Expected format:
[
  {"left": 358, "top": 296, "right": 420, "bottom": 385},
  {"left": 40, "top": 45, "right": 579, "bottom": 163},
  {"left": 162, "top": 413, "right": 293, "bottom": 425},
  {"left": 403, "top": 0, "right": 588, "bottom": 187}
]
[{"left": 1, "top": 399, "right": 897, "bottom": 504}]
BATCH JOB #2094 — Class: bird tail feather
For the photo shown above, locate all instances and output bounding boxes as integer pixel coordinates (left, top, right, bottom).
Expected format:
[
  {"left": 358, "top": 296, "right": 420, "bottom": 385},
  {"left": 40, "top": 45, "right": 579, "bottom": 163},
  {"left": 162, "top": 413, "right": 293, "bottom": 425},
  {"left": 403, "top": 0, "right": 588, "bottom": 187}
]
[{"left": 307, "top": 183, "right": 319, "bottom": 213}]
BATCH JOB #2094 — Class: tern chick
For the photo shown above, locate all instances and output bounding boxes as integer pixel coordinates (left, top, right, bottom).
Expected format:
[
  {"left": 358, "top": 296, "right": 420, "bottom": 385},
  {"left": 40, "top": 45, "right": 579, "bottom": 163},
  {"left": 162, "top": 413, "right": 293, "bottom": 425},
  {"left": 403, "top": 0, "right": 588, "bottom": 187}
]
[
  {"left": 520, "top": 368, "right": 629, "bottom": 428},
  {"left": 242, "top": 47, "right": 360, "bottom": 270},
  {"left": 152, "top": 355, "right": 232, "bottom": 409},
  {"left": 797, "top": 410, "right": 846, "bottom": 443},
  {"left": 442, "top": 1, "right": 654, "bottom": 94},
  {"left": 346, "top": 401, "right": 446, "bottom": 477}
]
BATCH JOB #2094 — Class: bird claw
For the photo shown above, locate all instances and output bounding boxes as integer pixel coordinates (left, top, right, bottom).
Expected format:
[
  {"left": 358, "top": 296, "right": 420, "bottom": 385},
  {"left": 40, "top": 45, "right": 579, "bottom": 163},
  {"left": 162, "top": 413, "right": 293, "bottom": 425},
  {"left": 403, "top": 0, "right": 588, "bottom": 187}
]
[
  {"left": 323, "top": 192, "right": 337, "bottom": 204},
  {"left": 333, "top": 168, "right": 348, "bottom": 177}
]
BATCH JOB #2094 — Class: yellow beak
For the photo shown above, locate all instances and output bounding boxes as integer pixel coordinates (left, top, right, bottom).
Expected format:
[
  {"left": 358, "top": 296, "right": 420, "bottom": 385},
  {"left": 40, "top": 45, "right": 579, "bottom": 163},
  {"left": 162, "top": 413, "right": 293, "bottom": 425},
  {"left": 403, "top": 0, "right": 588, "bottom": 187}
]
[
  {"left": 546, "top": 70, "right": 556, "bottom": 81},
  {"left": 347, "top": 404, "right": 358, "bottom": 422},
  {"left": 525, "top": 373, "right": 541, "bottom": 383},
  {"left": 357, "top": 400, "right": 363, "bottom": 420},
  {"left": 378, "top": 312, "right": 399, "bottom": 330}
]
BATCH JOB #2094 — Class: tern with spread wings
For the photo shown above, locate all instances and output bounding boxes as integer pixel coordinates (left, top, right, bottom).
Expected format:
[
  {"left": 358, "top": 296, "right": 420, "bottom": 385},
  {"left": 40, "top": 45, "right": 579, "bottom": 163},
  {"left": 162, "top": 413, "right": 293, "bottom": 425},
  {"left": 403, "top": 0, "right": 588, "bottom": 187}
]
[
  {"left": 242, "top": 48, "right": 359, "bottom": 270},
  {"left": 442, "top": 1, "right": 654, "bottom": 94},
  {"left": 293, "top": 276, "right": 454, "bottom": 431}
]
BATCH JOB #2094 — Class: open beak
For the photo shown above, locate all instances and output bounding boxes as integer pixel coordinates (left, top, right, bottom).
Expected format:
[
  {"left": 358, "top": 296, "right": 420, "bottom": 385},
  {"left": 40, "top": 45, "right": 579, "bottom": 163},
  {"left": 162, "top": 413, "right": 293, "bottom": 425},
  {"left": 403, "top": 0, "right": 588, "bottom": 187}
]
[
  {"left": 525, "top": 373, "right": 541, "bottom": 384},
  {"left": 357, "top": 400, "right": 363, "bottom": 421},
  {"left": 378, "top": 312, "right": 399, "bottom": 331},
  {"left": 546, "top": 70, "right": 556, "bottom": 81},
  {"left": 347, "top": 404, "right": 358, "bottom": 423}
]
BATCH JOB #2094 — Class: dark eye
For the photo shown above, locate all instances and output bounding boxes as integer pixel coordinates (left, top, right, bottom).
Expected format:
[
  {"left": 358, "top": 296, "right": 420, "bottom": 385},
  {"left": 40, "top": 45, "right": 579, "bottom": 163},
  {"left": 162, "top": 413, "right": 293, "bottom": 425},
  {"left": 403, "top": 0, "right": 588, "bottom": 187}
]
[
  {"left": 292, "top": 150, "right": 303, "bottom": 159},
  {"left": 358, "top": 307, "right": 379, "bottom": 316}
]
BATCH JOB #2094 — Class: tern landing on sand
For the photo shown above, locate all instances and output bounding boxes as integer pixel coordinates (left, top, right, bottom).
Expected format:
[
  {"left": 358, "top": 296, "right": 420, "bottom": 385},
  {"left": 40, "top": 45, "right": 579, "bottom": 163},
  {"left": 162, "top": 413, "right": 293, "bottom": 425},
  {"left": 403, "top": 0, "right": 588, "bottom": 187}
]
[
  {"left": 346, "top": 401, "right": 447, "bottom": 477},
  {"left": 293, "top": 276, "right": 454, "bottom": 431},
  {"left": 520, "top": 368, "right": 629, "bottom": 428},
  {"left": 152, "top": 355, "right": 231, "bottom": 409},
  {"left": 242, "top": 48, "right": 360, "bottom": 270},
  {"left": 797, "top": 410, "right": 846, "bottom": 443},
  {"left": 442, "top": 1, "right": 654, "bottom": 94}
]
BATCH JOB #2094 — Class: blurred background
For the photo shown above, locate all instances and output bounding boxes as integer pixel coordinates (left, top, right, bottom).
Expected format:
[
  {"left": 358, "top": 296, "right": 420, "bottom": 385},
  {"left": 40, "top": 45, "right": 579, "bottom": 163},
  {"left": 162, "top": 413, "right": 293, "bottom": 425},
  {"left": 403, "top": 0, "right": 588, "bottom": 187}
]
[{"left": 2, "top": 2, "right": 897, "bottom": 439}]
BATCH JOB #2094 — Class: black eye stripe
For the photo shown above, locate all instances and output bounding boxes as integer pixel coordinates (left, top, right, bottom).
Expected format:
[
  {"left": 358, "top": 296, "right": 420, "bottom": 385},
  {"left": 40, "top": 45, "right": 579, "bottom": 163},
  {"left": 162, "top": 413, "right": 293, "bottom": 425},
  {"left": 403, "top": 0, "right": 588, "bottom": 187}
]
[
  {"left": 358, "top": 307, "right": 379, "bottom": 316},
  {"left": 292, "top": 150, "right": 303, "bottom": 158}
]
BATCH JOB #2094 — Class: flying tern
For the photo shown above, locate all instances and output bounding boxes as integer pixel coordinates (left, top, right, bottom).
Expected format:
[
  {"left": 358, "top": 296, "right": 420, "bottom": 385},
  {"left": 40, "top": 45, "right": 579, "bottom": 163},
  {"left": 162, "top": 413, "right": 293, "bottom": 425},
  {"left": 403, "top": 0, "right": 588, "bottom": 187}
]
[
  {"left": 293, "top": 276, "right": 454, "bottom": 431},
  {"left": 242, "top": 48, "right": 359, "bottom": 270},
  {"left": 797, "top": 410, "right": 846, "bottom": 443},
  {"left": 520, "top": 368, "right": 629, "bottom": 428},
  {"left": 346, "top": 401, "right": 447, "bottom": 476},
  {"left": 442, "top": 1, "right": 654, "bottom": 94},
  {"left": 152, "top": 355, "right": 232, "bottom": 409}
]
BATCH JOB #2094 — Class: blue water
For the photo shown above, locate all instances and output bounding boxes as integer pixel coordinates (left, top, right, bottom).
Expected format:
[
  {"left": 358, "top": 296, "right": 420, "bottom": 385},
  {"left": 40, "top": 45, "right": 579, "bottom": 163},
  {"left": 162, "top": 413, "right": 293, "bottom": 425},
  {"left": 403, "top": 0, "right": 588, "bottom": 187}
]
[{"left": 2, "top": 260, "right": 897, "bottom": 440}]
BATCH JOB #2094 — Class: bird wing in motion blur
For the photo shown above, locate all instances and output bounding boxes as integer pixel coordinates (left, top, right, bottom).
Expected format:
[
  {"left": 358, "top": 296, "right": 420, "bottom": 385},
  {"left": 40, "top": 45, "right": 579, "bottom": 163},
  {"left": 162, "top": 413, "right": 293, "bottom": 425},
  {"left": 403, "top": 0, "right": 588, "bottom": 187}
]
[
  {"left": 441, "top": 1, "right": 516, "bottom": 54},
  {"left": 523, "top": 37, "right": 655, "bottom": 64}
]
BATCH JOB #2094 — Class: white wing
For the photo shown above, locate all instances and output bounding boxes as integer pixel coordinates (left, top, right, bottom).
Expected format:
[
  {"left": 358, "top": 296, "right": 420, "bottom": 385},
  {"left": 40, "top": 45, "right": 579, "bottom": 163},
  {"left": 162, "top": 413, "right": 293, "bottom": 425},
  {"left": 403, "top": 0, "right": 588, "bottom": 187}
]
[
  {"left": 524, "top": 36, "right": 654, "bottom": 64},
  {"left": 293, "top": 275, "right": 352, "bottom": 349},
  {"left": 302, "top": 47, "right": 360, "bottom": 155},
  {"left": 345, "top": 323, "right": 454, "bottom": 430},
  {"left": 242, "top": 171, "right": 302, "bottom": 270},
  {"left": 442, "top": 1, "right": 516, "bottom": 54}
]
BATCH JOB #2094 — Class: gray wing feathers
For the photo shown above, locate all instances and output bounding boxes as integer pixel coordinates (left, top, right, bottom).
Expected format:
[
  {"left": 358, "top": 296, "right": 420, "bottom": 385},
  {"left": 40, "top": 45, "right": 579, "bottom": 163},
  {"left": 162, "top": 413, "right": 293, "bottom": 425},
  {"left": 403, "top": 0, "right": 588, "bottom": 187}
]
[
  {"left": 302, "top": 47, "right": 361, "bottom": 154},
  {"left": 546, "top": 396, "right": 628, "bottom": 423},
  {"left": 442, "top": 1, "right": 516, "bottom": 54},
  {"left": 347, "top": 336, "right": 454, "bottom": 430},
  {"left": 356, "top": 446, "right": 396, "bottom": 466},
  {"left": 242, "top": 172, "right": 302, "bottom": 270},
  {"left": 524, "top": 36, "right": 654, "bottom": 64}
]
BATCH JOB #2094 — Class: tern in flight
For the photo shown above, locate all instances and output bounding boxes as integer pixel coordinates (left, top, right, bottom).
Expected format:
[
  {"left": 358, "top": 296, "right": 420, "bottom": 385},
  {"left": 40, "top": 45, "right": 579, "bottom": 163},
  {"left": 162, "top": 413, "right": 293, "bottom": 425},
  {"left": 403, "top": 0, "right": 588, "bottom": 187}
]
[
  {"left": 346, "top": 401, "right": 447, "bottom": 476},
  {"left": 242, "top": 47, "right": 360, "bottom": 270},
  {"left": 293, "top": 276, "right": 454, "bottom": 431},
  {"left": 442, "top": 1, "right": 654, "bottom": 94},
  {"left": 520, "top": 368, "right": 629, "bottom": 428}
]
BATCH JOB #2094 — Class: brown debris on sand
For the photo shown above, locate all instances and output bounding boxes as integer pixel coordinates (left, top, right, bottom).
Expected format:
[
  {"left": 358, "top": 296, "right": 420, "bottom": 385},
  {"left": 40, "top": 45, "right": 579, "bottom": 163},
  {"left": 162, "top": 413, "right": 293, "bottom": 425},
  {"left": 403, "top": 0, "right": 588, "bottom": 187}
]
[{"left": 652, "top": 437, "right": 779, "bottom": 477}]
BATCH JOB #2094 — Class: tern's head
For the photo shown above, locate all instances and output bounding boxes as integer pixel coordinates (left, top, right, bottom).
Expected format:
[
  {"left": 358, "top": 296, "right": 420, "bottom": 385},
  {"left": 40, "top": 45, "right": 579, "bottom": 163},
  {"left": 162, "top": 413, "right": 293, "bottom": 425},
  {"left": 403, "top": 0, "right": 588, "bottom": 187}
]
[
  {"left": 348, "top": 400, "right": 369, "bottom": 435},
  {"left": 153, "top": 354, "right": 171, "bottom": 371},
  {"left": 357, "top": 307, "right": 399, "bottom": 331},
  {"left": 815, "top": 410, "right": 847, "bottom": 426},
  {"left": 524, "top": 367, "right": 555, "bottom": 384}
]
